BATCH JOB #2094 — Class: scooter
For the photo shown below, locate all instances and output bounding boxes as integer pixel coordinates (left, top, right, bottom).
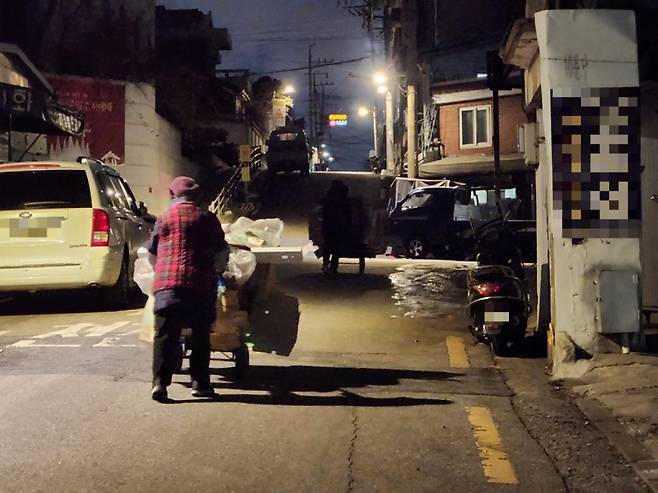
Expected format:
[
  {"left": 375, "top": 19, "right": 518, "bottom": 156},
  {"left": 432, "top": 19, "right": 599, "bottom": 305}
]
[{"left": 466, "top": 217, "right": 531, "bottom": 356}]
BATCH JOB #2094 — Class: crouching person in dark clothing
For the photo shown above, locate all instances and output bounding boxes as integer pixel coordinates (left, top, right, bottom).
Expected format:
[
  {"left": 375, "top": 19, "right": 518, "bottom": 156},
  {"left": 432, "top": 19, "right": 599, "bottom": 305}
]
[{"left": 148, "top": 176, "right": 228, "bottom": 402}]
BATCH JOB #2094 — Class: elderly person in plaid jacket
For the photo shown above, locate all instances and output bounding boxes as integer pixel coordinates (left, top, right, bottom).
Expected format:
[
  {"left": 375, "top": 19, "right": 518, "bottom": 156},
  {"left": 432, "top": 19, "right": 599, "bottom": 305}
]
[{"left": 147, "top": 176, "right": 228, "bottom": 402}]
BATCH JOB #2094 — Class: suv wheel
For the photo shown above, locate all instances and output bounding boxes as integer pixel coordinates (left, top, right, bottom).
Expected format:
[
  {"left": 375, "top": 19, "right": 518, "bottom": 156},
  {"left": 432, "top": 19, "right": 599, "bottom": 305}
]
[
  {"left": 106, "top": 253, "right": 130, "bottom": 309},
  {"left": 407, "top": 237, "right": 428, "bottom": 259}
]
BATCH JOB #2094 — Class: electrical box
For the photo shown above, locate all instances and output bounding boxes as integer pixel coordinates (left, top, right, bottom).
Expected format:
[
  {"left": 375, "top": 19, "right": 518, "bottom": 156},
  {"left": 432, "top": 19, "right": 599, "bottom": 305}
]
[{"left": 596, "top": 270, "right": 640, "bottom": 334}]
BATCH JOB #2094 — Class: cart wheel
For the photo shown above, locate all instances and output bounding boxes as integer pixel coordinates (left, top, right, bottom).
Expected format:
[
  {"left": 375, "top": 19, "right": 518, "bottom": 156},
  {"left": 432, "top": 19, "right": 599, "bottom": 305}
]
[
  {"left": 233, "top": 345, "right": 250, "bottom": 378},
  {"left": 173, "top": 341, "right": 184, "bottom": 373}
]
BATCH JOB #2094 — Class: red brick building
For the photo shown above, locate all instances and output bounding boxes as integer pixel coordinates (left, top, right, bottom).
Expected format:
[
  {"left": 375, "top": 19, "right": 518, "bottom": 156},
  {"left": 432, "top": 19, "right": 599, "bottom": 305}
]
[
  {"left": 419, "top": 78, "right": 534, "bottom": 218},
  {"left": 421, "top": 78, "right": 529, "bottom": 182}
]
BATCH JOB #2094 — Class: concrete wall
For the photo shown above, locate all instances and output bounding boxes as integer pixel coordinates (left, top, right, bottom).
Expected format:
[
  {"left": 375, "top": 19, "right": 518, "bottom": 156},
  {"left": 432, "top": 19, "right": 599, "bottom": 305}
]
[
  {"left": 438, "top": 94, "right": 527, "bottom": 157},
  {"left": 120, "top": 82, "right": 198, "bottom": 216}
]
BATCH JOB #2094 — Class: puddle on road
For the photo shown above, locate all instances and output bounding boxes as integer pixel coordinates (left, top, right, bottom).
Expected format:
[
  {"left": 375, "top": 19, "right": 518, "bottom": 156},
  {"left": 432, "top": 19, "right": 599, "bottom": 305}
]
[{"left": 389, "top": 264, "right": 468, "bottom": 319}]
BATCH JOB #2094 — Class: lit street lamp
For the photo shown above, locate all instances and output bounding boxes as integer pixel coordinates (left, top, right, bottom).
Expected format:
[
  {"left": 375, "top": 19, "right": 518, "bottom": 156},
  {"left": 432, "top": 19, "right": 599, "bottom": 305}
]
[
  {"left": 373, "top": 73, "right": 387, "bottom": 85},
  {"left": 282, "top": 85, "right": 296, "bottom": 95}
]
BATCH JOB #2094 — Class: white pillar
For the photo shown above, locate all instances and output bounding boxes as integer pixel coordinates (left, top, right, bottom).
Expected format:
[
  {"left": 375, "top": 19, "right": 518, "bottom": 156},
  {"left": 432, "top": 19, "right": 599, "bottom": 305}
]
[
  {"left": 407, "top": 84, "right": 417, "bottom": 178},
  {"left": 372, "top": 105, "right": 378, "bottom": 157},
  {"left": 385, "top": 89, "right": 395, "bottom": 173},
  {"left": 535, "top": 9, "right": 641, "bottom": 365}
]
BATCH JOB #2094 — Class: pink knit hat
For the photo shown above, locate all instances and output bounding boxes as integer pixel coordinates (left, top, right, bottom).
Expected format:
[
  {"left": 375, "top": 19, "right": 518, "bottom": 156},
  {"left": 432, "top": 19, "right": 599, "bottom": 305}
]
[{"left": 169, "top": 176, "right": 199, "bottom": 198}]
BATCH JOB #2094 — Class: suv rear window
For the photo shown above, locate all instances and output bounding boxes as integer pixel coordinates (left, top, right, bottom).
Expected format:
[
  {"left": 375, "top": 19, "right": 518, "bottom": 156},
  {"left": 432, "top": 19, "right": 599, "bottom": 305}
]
[{"left": 0, "top": 170, "right": 91, "bottom": 210}]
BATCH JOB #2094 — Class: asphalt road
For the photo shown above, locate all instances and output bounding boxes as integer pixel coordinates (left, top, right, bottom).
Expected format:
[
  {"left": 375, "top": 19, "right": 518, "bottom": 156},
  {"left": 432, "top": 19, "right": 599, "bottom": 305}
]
[{"left": 0, "top": 172, "right": 649, "bottom": 492}]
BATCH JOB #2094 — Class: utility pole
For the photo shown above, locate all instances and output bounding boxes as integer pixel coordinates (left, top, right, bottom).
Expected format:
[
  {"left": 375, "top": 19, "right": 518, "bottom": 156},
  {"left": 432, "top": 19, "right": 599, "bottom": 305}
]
[
  {"left": 311, "top": 71, "right": 333, "bottom": 144},
  {"left": 307, "top": 44, "right": 315, "bottom": 141},
  {"left": 407, "top": 84, "right": 417, "bottom": 178},
  {"left": 372, "top": 105, "right": 378, "bottom": 157},
  {"left": 385, "top": 89, "right": 394, "bottom": 173},
  {"left": 305, "top": 50, "right": 333, "bottom": 145}
]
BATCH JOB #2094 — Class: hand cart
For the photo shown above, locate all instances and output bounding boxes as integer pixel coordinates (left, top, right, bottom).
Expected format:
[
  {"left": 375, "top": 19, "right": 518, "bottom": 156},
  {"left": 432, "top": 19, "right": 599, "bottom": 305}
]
[{"left": 174, "top": 285, "right": 250, "bottom": 378}]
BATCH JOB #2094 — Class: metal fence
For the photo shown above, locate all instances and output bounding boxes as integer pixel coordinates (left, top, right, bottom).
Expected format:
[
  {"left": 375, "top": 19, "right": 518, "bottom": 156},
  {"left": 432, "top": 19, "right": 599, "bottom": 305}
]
[{"left": 209, "top": 146, "right": 263, "bottom": 216}]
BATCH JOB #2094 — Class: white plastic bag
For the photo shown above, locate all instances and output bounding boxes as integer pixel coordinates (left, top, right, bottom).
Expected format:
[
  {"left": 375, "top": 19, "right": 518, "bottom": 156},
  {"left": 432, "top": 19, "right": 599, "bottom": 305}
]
[
  {"left": 225, "top": 217, "right": 284, "bottom": 248},
  {"left": 224, "top": 249, "right": 257, "bottom": 285},
  {"left": 133, "top": 247, "right": 155, "bottom": 296}
]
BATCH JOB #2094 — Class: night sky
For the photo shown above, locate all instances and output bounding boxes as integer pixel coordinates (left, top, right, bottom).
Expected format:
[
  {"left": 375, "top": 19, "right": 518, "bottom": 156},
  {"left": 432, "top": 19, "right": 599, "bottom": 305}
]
[{"left": 157, "top": 0, "right": 383, "bottom": 171}]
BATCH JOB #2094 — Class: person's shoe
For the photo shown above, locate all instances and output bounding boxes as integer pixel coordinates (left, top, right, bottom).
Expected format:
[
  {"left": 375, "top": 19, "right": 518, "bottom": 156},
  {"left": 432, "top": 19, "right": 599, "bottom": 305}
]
[
  {"left": 151, "top": 384, "right": 168, "bottom": 402},
  {"left": 191, "top": 380, "right": 217, "bottom": 398}
]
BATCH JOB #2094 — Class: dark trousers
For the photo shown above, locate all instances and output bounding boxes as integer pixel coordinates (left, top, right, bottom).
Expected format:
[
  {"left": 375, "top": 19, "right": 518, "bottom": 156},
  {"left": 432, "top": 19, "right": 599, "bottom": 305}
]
[{"left": 153, "top": 302, "right": 212, "bottom": 387}]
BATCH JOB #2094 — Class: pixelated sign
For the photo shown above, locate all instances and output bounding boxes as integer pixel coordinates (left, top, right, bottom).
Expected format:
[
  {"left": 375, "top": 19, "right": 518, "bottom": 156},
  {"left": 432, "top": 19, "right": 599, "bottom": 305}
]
[
  {"left": 47, "top": 76, "right": 125, "bottom": 164},
  {"left": 551, "top": 87, "right": 641, "bottom": 238}
]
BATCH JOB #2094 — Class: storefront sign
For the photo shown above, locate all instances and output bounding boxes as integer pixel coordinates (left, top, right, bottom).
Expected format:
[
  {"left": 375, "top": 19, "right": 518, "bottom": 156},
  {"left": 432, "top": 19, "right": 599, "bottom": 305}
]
[
  {"left": 272, "top": 98, "right": 287, "bottom": 128},
  {"left": 0, "top": 82, "right": 45, "bottom": 118}
]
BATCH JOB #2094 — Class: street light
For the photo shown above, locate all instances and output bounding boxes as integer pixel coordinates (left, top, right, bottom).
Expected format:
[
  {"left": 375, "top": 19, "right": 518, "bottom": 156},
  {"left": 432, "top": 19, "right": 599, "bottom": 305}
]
[
  {"left": 322, "top": 151, "right": 330, "bottom": 158},
  {"left": 357, "top": 106, "right": 369, "bottom": 117},
  {"left": 376, "top": 85, "right": 387, "bottom": 95},
  {"left": 373, "top": 73, "right": 387, "bottom": 85},
  {"left": 282, "top": 85, "right": 296, "bottom": 94}
]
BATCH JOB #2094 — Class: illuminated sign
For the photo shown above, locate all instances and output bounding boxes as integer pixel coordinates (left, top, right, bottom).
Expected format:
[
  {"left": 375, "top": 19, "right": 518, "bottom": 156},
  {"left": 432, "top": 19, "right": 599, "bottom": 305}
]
[{"left": 328, "top": 113, "right": 348, "bottom": 121}]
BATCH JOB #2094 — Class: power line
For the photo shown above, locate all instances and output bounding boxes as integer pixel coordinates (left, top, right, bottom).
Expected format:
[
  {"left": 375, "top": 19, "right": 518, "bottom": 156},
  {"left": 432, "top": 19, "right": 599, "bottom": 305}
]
[
  {"left": 253, "top": 56, "right": 370, "bottom": 75},
  {"left": 237, "top": 35, "right": 368, "bottom": 44}
]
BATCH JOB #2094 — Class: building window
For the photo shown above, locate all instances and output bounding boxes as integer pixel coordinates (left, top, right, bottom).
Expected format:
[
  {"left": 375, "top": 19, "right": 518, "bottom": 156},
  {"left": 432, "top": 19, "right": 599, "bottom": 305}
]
[{"left": 459, "top": 105, "right": 491, "bottom": 148}]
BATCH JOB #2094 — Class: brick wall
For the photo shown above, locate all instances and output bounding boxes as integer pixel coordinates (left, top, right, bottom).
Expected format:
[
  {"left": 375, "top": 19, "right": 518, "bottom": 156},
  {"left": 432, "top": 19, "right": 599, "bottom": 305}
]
[{"left": 438, "top": 94, "right": 528, "bottom": 157}]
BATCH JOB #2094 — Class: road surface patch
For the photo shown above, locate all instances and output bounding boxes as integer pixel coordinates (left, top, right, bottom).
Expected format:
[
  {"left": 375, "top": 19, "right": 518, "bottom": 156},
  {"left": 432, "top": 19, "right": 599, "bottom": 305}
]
[
  {"left": 466, "top": 406, "right": 518, "bottom": 484},
  {"left": 446, "top": 336, "right": 470, "bottom": 368},
  {"left": 0, "top": 330, "right": 11, "bottom": 337}
]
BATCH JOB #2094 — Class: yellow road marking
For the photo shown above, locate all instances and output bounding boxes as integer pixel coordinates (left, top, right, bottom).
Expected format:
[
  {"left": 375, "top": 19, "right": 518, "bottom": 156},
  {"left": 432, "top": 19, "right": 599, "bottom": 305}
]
[
  {"left": 446, "top": 336, "right": 470, "bottom": 368},
  {"left": 466, "top": 406, "right": 519, "bottom": 485}
]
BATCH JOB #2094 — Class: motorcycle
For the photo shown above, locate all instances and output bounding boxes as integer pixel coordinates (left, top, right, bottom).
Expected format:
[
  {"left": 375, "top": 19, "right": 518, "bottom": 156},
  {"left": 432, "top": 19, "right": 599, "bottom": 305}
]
[{"left": 466, "top": 217, "right": 531, "bottom": 356}]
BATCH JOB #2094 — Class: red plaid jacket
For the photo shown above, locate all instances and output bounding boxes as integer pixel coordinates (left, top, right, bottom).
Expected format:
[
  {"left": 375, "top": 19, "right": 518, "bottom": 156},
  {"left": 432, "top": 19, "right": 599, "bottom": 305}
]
[{"left": 148, "top": 200, "right": 226, "bottom": 294}]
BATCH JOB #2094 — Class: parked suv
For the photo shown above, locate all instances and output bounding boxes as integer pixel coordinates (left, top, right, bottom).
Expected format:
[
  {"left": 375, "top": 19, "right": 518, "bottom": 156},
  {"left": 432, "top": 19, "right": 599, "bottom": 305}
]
[{"left": 0, "top": 158, "right": 153, "bottom": 306}]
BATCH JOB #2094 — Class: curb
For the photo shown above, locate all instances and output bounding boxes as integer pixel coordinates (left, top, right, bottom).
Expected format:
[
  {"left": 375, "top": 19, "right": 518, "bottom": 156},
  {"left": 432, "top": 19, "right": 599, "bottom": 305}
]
[{"left": 573, "top": 396, "right": 658, "bottom": 492}]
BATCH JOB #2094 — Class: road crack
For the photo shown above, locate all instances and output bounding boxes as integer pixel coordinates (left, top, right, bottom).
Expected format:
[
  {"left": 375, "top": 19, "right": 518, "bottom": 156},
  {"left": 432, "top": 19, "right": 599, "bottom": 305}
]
[{"left": 346, "top": 404, "right": 359, "bottom": 493}]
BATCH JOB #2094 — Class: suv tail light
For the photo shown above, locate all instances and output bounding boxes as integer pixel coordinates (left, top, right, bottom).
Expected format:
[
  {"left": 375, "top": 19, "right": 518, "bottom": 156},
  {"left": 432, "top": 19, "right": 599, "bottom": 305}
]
[
  {"left": 473, "top": 281, "right": 503, "bottom": 296},
  {"left": 91, "top": 209, "right": 110, "bottom": 247}
]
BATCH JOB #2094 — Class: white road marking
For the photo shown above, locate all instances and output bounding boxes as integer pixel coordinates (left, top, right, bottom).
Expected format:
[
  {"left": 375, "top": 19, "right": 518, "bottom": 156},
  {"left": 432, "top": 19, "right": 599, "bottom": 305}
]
[
  {"left": 10, "top": 339, "right": 80, "bottom": 348},
  {"left": 33, "top": 323, "right": 94, "bottom": 338},
  {"left": 33, "top": 321, "right": 131, "bottom": 339},
  {"left": 93, "top": 338, "right": 137, "bottom": 348},
  {"left": 0, "top": 330, "right": 11, "bottom": 337},
  {"left": 85, "top": 321, "right": 131, "bottom": 337}
]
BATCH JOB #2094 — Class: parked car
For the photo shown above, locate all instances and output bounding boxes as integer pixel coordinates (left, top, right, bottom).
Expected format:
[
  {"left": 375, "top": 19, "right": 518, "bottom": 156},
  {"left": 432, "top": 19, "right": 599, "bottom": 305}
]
[
  {"left": 387, "top": 185, "right": 537, "bottom": 260},
  {"left": 387, "top": 186, "right": 473, "bottom": 259},
  {"left": 0, "top": 157, "right": 153, "bottom": 306}
]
